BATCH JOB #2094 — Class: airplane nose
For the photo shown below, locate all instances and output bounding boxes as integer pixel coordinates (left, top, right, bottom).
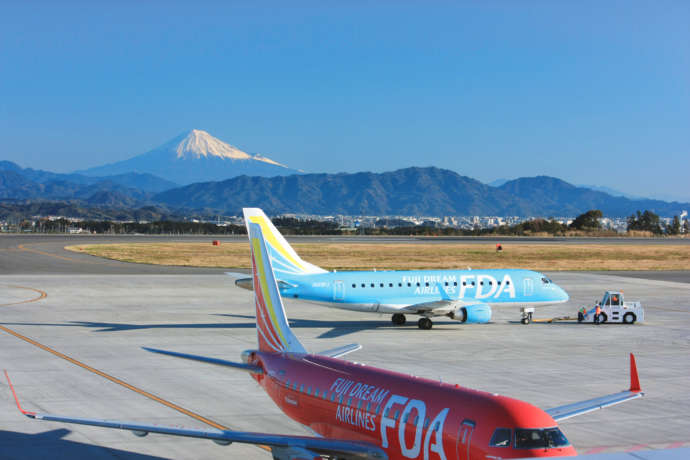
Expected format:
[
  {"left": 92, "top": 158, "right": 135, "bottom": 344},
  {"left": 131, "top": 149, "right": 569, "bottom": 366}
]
[{"left": 557, "top": 285, "right": 569, "bottom": 302}]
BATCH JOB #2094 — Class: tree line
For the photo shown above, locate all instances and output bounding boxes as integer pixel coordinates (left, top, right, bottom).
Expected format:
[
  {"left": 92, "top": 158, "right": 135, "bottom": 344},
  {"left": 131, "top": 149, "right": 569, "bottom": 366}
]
[{"left": 5, "top": 209, "right": 688, "bottom": 236}]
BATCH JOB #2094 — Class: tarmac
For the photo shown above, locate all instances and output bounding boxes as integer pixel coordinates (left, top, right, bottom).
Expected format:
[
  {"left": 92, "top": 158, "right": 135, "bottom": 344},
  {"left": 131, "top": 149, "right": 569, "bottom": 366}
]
[{"left": 0, "top": 234, "right": 689, "bottom": 459}]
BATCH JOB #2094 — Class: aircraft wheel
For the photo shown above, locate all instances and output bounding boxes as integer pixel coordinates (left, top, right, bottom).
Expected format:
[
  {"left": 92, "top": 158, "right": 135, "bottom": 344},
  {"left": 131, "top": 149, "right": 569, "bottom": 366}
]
[
  {"left": 418, "top": 318, "right": 433, "bottom": 330},
  {"left": 392, "top": 313, "right": 406, "bottom": 325},
  {"left": 600, "top": 312, "right": 608, "bottom": 324},
  {"left": 623, "top": 312, "right": 636, "bottom": 324},
  {"left": 577, "top": 312, "right": 584, "bottom": 323},
  {"left": 521, "top": 312, "right": 532, "bottom": 325}
]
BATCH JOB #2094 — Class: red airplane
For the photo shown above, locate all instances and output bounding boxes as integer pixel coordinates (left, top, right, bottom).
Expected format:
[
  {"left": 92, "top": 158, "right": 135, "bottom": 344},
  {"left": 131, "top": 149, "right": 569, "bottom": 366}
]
[{"left": 6, "top": 222, "right": 645, "bottom": 459}]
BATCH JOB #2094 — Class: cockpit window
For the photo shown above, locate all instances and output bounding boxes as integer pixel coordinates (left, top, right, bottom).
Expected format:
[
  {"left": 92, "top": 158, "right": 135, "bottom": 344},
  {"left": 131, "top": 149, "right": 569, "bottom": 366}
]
[
  {"left": 541, "top": 277, "right": 552, "bottom": 284},
  {"left": 515, "top": 428, "right": 569, "bottom": 449},
  {"left": 489, "top": 428, "right": 511, "bottom": 447}
]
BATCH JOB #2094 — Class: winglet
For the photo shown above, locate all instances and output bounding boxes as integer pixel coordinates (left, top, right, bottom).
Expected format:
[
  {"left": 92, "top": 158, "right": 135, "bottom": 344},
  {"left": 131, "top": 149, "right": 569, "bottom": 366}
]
[
  {"left": 629, "top": 353, "right": 641, "bottom": 392},
  {"left": 4, "top": 370, "right": 36, "bottom": 418}
]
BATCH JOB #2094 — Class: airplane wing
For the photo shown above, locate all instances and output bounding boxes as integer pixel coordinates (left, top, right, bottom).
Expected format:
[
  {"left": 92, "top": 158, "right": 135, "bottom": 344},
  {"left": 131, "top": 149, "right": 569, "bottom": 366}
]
[
  {"left": 5, "top": 371, "right": 386, "bottom": 460},
  {"left": 399, "top": 299, "right": 458, "bottom": 314},
  {"left": 545, "top": 354, "right": 644, "bottom": 422},
  {"left": 398, "top": 299, "right": 489, "bottom": 316}
]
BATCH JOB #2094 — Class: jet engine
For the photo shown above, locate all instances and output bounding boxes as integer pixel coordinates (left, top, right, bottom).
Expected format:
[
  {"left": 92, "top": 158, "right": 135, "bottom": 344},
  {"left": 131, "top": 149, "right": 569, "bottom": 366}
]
[{"left": 451, "top": 303, "right": 492, "bottom": 323}]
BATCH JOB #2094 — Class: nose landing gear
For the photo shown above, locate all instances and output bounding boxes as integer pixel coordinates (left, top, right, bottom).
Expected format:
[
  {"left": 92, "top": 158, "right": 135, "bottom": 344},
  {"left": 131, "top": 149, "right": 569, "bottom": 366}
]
[{"left": 520, "top": 307, "right": 535, "bottom": 325}]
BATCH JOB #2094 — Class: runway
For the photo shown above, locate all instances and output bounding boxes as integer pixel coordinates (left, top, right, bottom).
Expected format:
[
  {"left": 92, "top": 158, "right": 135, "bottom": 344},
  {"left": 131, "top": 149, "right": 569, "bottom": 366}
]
[{"left": 1, "top": 235, "right": 689, "bottom": 459}]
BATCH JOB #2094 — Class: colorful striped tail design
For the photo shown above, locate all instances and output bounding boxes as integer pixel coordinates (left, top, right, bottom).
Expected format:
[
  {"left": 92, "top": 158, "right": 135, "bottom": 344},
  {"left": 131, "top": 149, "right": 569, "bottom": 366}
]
[
  {"left": 243, "top": 208, "right": 327, "bottom": 278},
  {"left": 249, "top": 222, "right": 306, "bottom": 354}
]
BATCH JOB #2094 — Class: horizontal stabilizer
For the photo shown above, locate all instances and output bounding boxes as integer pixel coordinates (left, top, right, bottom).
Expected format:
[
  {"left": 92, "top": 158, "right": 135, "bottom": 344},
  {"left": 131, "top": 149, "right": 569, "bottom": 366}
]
[
  {"left": 546, "top": 353, "right": 644, "bottom": 421},
  {"left": 143, "top": 347, "right": 263, "bottom": 374},
  {"left": 317, "top": 343, "right": 362, "bottom": 359}
]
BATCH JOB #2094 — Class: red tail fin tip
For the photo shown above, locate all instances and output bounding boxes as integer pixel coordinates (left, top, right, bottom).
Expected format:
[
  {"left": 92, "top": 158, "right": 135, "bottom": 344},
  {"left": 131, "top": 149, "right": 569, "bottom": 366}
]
[{"left": 629, "top": 353, "right": 641, "bottom": 392}]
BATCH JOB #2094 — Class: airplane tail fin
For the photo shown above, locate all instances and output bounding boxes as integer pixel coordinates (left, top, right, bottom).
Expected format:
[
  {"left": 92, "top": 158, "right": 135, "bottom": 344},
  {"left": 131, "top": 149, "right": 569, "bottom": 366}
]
[
  {"left": 243, "top": 208, "right": 327, "bottom": 277},
  {"left": 248, "top": 222, "right": 306, "bottom": 354}
]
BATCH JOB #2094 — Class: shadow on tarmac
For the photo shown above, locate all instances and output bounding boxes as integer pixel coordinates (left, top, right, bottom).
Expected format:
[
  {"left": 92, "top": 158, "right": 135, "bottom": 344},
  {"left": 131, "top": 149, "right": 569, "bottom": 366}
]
[
  {"left": 0, "top": 428, "right": 167, "bottom": 460},
  {"left": 2, "top": 313, "right": 463, "bottom": 339}
]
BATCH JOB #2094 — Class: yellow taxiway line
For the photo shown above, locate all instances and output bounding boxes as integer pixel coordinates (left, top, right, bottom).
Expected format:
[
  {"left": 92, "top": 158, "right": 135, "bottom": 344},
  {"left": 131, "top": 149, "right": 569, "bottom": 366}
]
[
  {"left": 0, "top": 324, "right": 229, "bottom": 430},
  {"left": 17, "top": 244, "right": 96, "bottom": 264},
  {"left": 0, "top": 285, "right": 48, "bottom": 307}
]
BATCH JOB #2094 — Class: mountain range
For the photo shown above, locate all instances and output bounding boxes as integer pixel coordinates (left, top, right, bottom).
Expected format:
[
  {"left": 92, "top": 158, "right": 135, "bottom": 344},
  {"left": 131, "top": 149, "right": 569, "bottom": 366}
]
[
  {"left": 77, "top": 129, "right": 300, "bottom": 185},
  {"left": 153, "top": 167, "right": 689, "bottom": 217},
  {"left": 2, "top": 129, "right": 688, "bottom": 219}
]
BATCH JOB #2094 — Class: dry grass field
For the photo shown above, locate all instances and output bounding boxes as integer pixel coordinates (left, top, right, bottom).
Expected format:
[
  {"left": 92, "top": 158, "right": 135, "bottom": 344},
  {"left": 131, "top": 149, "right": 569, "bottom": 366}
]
[{"left": 65, "top": 242, "right": 690, "bottom": 271}]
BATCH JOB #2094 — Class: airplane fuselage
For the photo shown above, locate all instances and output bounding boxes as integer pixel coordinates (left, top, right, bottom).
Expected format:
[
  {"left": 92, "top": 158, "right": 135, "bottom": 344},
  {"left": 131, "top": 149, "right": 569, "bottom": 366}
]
[
  {"left": 276, "top": 268, "right": 569, "bottom": 314},
  {"left": 247, "top": 350, "right": 577, "bottom": 459}
]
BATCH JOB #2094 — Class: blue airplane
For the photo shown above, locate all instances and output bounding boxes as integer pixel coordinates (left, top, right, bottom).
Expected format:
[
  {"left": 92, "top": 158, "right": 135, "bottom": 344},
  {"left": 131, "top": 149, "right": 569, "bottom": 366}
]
[{"left": 235, "top": 208, "right": 569, "bottom": 329}]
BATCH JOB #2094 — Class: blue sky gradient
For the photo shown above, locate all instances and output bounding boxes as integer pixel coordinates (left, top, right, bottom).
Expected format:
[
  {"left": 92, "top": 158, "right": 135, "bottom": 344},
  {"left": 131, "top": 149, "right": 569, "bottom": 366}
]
[{"left": 1, "top": 1, "right": 688, "bottom": 201}]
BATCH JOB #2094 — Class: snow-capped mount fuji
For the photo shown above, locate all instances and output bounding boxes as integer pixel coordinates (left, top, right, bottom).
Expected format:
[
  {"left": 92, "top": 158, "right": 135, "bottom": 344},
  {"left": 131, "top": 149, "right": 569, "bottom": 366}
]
[{"left": 77, "top": 129, "right": 300, "bottom": 185}]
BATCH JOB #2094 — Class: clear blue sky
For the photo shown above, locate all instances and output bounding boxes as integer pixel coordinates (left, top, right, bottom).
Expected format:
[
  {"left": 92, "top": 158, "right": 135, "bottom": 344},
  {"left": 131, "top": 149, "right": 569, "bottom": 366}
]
[{"left": 1, "top": 1, "right": 688, "bottom": 201}]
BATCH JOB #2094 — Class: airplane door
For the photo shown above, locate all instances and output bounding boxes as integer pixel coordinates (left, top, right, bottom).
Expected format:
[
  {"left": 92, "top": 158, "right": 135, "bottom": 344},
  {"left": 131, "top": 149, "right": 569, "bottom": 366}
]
[
  {"left": 455, "top": 419, "right": 476, "bottom": 460},
  {"left": 333, "top": 280, "right": 345, "bottom": 301},
  {"left": 523, "top": 278, "right": 534, "bottom": 297}
]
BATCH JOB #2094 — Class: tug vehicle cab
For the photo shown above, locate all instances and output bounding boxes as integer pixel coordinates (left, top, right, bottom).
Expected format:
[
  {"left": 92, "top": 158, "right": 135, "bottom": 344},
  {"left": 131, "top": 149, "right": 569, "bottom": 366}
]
[{"left": 578, "top": 291, "right": 644, "bottom": 324}]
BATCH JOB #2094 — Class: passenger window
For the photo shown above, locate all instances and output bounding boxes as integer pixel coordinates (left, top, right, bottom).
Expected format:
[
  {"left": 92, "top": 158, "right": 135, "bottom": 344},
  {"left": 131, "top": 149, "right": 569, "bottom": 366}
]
[
  {"left": 306, "top": 387, "right": 311, "bottom": 395},
  {"left": 506, "top": 280, "right": 510, "bottom": 285},
  {"left": 416, "top": 282, "right": 420, "bottom": 287},
  {"left": 497, "top": 281, "right": 501, "bottom": 285},
  {"left": 352, "top": 284, "right": 356, "bottom": 288},
  {"left": 454, "top": 281, "right": 457, "bottom": 286},
  {"left": 286, "top": 379, "right": 290, "bottom": 387},
  {"left": 376, "top": 405, "right": 381, "bottom": 415},
  {"left": 339, "top": 395, "right": 344, "bottom": 404},
  {"left": 357, "top": 400, "right": 362, "bottom": 409},
  {"left": 407, "top": 283, "right": 411, "bottom": 287},
  {"left": 403, "top": 412, "right": 409, "bottom": 423},
  {"left": 398, "top": 283, "right": 402, "bottom": 287},
  {"left": 389, "top": 283, "right": 393, "bottom": 287},
  {"left": 394, "top": 410, "right": 400, "bottom": 421},
  {"left": 366, "top": 401, "right": 371, "bottom": 412},
  {"left": 299, "top": 384, "right": 304, "bottom": 393},
  {"left": 445, "top": 282, "right": 448, "bottom": 286},
  {"left": 347, "top": 397, "right": 352, "bottom": 406},
  {"left": 425, "top": 282, "right": 429, "bottom": 287},
  {"left": 380, "top": 283, "right": 384, "bottom": 287},
  {"left": 490, "top": 428, "right": 511, "bottom": 447},
  {"left": 424, "top": 418, "right": 430, "bottom": 429},
  {"left": 361, "top": 283, "right": 365, "bottom": 288},
  {"left": 384, "top": 407, "right": 390, "bottom": 417},
  {"left": 370, "top": 283, "right": 374, "bottom": 288},
  {"left": 471, "top": 282, "right": 475, "bottom": 286},
  {"left": 331, "top": 393, "right": 336, "bottom": 402},
  {"left": 292, "top": 382, "right": 298, "bottom": 390},
  {"left": 314, "top": 388, "right": 320, "bottom": 397},
  {"left": 480, "top": 281, "right": 484, "bottom": 286},
  {"left": 414, "top": 415, "right": 419, "bottom": 425}
]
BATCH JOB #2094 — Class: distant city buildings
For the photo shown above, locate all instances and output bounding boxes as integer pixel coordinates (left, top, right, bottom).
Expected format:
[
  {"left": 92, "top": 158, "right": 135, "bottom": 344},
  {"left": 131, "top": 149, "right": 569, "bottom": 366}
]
[{"left": 0, "top": 212, "right": 683, "bottom": 235}]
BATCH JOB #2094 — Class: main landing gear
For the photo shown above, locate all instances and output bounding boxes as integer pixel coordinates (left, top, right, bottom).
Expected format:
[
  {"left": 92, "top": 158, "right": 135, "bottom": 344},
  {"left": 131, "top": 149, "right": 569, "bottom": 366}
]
[
  {"left": 391, "top": 313, "right": 406, "bottom": 325},
  {"left": 392, "top": 313, "right": 433, "bottom": 329},
  {"left": 418, "top": 317, "right": 433, "bottom": 330}
]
